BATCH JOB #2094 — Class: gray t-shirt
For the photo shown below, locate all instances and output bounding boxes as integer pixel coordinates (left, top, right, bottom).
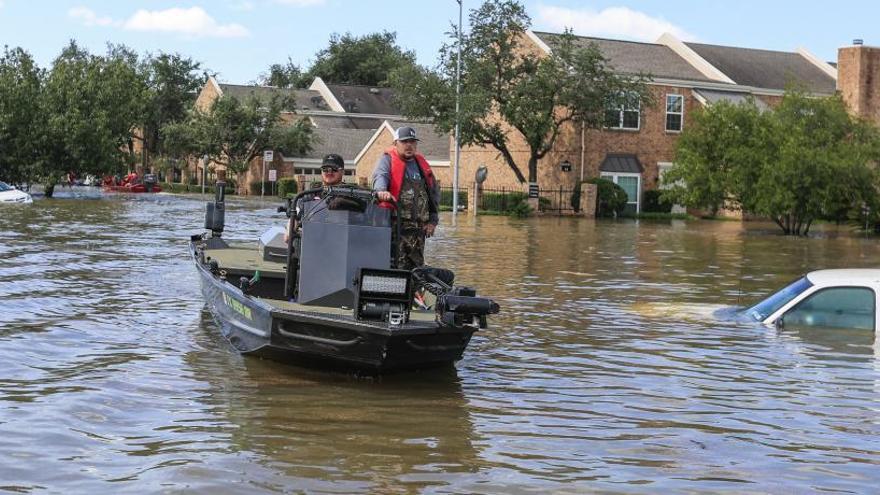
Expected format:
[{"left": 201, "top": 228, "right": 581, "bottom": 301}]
[{"left": 371, "top": 153, "right": 440, "bottom": 225}]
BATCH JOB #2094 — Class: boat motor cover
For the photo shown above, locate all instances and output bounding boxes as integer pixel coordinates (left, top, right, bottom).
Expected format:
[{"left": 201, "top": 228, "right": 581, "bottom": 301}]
[{"left": 297, "top": 199, "right": 392, "bottom": 306}]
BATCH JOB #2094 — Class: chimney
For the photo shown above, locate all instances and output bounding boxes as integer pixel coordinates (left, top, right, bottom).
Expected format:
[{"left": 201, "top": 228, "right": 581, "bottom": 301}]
[{"left": 838, "top": 40, "right": 880, "bottom": 124}]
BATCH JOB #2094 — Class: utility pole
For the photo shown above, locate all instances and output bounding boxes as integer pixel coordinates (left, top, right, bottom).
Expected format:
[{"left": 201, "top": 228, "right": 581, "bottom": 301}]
[
  {"left": 202, "top": 155, "right": 208, "bottom": 195},
  {"left": 453, "top": 0, "right": 463, "bottom": 224}
]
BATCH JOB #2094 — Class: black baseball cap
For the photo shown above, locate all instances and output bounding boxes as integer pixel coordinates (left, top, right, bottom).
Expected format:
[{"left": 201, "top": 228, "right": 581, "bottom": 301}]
[
  {"left": 394, "top": 126, "right": 419, "bottom": 142},
  {"left": 322, "top": 153, "right": 344, "bottom": 168}
]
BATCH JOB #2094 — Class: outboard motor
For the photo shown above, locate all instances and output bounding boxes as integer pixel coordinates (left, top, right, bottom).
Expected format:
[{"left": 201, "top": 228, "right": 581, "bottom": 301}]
[
  {"left": 204, "top": 179, "right": 226, "bottom": 237},
  {"left": 143, "top": 173, "right": 157, "bottom": 192},
  {"left": 412, "top": 267, "right": 500, "bottom": 329}
]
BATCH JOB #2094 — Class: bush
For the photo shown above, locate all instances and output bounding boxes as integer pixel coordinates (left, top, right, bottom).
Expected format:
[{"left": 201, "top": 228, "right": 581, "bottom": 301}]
[
  {"left": 586, "top": 177, "right": 628, "bottom": 217},
  {"left": 508, "top": 201, "right": 532, "bottom": 218},
  {"left": 277, "top": 177, "right": 298, "bottom": 198},
  {"left": 440, "top": 188, "right": 469, "bottom": 208},
  {"left": 250, "top": 181, "right": 274, "bottom": 196},
  {"left": 538, "top": 197, "right": 551, "bottom": 212},
  {"left": 482, "top": 191, "right": 527, "bottom": 212},
  {"left": 642, "top": 189, "right": 673, "bottom": 213}
]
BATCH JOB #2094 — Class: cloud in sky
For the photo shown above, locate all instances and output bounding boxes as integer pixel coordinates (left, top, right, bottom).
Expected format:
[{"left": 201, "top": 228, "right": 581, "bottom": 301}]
[
  {"left": 536, "top": 4, "right": 697, "bottom": 42},
  {"left": 124, "top": 7, "right": 249, "bottom": 38},
  {"left": 68, "top": 7, "right": 117, "bottom": 27},
  {"left": 69, "top": 6, "right": 249, "bottom": 38}
]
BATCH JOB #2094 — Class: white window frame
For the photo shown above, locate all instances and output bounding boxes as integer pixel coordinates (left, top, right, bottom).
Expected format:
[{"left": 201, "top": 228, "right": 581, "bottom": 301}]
[
  {"left": 665, "top": 94, "right": 684, "bottom": 133},
  {"left": 600, "top": 172, "right": 641, "bottom": 212},
  {"left": 605, "top": 92, "right": 641, "bottom": 131}
]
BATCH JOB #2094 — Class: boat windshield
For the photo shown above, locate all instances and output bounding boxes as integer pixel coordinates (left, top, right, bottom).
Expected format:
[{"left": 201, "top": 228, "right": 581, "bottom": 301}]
[
  {"left": 0, "top": 181, "right": 11, "bottom": 192},
  {"left": 747, "top": 276, "right": 814, "bottom": 321}
]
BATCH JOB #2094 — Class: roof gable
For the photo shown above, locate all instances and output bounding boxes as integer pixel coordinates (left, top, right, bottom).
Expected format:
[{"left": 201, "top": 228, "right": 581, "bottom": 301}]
[{"left": 531, "top": 31, "right": 718, "bottom": 83}]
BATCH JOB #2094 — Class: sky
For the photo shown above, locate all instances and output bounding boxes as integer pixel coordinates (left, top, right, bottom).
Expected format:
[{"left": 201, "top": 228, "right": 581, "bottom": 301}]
[{"left": 0, "top": 0, "right": 877, "bottom": 84}]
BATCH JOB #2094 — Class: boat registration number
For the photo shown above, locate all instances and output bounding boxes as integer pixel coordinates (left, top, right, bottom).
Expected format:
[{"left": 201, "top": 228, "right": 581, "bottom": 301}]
[{"left": 223, "top": 293, "right": 253, "bottom": 320}]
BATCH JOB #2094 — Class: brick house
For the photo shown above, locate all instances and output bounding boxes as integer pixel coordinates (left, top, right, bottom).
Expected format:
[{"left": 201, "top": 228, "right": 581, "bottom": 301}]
[
  {"left": 189, "top": 35, "right": 880, "bottom": 210},
  {"left": 190, "top": 76, "right": 449, "bottom": 192},
  {"left": 444, "top": 30, "right": 838, "bottom": 213}
]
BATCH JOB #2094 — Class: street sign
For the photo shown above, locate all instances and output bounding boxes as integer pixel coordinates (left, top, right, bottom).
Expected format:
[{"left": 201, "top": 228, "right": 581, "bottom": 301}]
[
  {"left": 263, "top": 150, "right": 274, "bottom": 163},
  {"left": 528, "top": 182, "right": 539, "bottom": 199},
  {"left": 268, "top": 169, "right": 277, "bottom": 182}
]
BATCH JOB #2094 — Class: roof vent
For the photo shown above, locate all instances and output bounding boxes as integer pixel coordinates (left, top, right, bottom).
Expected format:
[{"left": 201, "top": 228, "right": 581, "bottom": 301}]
[{"left": 854, "top": 39, "right": 864, "bottom": 46}]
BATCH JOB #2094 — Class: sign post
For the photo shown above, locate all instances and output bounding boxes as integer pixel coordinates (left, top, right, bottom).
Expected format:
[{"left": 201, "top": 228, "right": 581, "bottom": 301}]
[
  {"left": 268, "top": 169, "right": 277, "bottom": 197},
  {"left": 262, "top": 150, "right": 274, "bottom": 200}
]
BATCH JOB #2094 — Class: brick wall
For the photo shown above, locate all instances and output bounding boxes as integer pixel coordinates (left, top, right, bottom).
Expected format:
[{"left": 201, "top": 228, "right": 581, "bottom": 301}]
[
  {"left": 417, "top": 84, "right": 702, "bottom": 194},
  {"left": 838, "top": 45, "right": 880, "bottom": 125},
  {"left": 354, "top": 129, "right": 394, "bottom": 185},
  {"left": 195, "top": 79, "right": 220, "bottom": 112}
]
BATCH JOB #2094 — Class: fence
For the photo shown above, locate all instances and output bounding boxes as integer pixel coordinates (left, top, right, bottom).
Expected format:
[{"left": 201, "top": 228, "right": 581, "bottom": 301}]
[{"left": 440, "top": 185, "right": 578, "bottom": 215}]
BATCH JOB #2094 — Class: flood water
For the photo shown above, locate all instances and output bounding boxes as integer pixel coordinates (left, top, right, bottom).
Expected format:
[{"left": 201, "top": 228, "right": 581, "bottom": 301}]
[{"left": 2, "top": 189, "right": 880, "bottom": 494}]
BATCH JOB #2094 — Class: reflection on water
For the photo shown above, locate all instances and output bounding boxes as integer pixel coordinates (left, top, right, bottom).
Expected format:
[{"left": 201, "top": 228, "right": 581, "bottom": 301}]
[{"left": 2, "top": 190, "right": 880, "bottom": 493}]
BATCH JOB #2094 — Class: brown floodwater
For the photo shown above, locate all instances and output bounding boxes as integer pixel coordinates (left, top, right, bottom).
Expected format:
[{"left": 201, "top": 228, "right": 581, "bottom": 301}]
[{"left": 1, "top": 187, "right": 879, "bottom": 494}]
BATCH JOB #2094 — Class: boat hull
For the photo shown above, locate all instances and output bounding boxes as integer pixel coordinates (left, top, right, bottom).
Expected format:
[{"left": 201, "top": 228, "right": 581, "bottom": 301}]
[{"left": 192, "top": 242, "right": 476, "bottom": 372}]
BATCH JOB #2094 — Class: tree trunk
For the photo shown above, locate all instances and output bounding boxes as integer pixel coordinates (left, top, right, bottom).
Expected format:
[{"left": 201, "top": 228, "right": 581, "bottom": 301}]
[
  {"left": 495, "top": 144, "right": 526, "bottom": 184},
  {"left": 528, "top": 155, "right": 539, "bottom": 184}
]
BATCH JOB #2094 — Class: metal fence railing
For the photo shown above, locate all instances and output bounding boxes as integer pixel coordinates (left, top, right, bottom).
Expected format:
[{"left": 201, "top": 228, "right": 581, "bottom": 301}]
[{"left": 440, "top": 186, "right": 577, "bottom": 215}]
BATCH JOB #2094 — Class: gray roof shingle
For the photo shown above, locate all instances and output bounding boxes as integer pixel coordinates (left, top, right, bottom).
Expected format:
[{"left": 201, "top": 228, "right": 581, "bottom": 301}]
[
  {"left": 532, "top": 32, "right": 718, "bottom": 83},
  {"left": 218, "top": 84, "right": 331, "bottom": 111},
  {"left": 310, "top": 115, "right": 386, "bottom": 130},
  {"left": 398, "top": 122, "right": 449, "bottom": 160},
  {"left": 684, "top": 43, "right": 837, "bottom": 94},
  {"left": 325, "top": 84, "right": 399, "bottom": 115},
  {"left": 301, "top": 128, "right": 377, "bottom": 162}
]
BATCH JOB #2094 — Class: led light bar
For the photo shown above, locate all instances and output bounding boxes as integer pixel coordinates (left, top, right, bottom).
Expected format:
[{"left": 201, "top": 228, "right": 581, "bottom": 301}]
[{"left": 361, "top": 274, "right": 408, "bottom": 294}]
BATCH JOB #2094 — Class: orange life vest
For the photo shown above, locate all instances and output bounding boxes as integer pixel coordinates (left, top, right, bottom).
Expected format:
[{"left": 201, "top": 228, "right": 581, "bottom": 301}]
[{"left": 381, "top": 147, "right": 435, "bottom": 209}]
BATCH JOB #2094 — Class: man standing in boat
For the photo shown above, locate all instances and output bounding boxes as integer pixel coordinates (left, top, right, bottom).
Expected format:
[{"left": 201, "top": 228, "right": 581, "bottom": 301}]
[{"left": 372, "top": 126, "right": 440, "bottom": 272}]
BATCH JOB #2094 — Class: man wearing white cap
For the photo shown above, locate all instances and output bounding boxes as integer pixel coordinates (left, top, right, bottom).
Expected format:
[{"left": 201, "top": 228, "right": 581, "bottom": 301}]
[{"left": 372, "top": 126, "right": 440, "bottom": 272}]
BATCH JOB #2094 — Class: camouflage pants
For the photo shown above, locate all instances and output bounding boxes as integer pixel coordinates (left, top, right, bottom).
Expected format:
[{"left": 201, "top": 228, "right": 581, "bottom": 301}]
[{"left": 393, "top": 225, "right": 426, "bottom": 272}]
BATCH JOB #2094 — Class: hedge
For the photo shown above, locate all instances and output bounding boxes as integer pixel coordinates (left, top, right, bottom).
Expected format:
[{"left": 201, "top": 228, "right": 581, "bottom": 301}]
[
  {"left": 277, "top": 177, "right": 298, "bottom": 198},
  {"left": 642, "top": 189, "right": 673, "bottom": 213}
]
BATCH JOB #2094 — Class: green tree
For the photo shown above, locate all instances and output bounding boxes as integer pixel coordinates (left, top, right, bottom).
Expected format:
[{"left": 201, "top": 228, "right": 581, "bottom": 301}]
[
  {"left": 307, "top": 31, "right": 417, "bottom": 86},
  {"left": 390, "top": 0, "right": 650, "bottom": 184},
  {"left": 0, "top": 46, "right": 44, "bottom": 186},
  {"left": 39, "top": 42, "right": 147, "bottom": 195},
  {"left": 750, "top": 92, "right": 879, "bottom": 235},
  {"left": 662, "top": 99, "right": 768, "bottom": 217},
  {"left": 260, "top": 57, "right": 308, "bottom": 89},
  {"left": 665, "top": 91, "right": 880, "bottom": 235},
  {"left": 163, "top": 94, "right": 313, "bottom": 190},
  {"left": 135, "top": 52, "right": 203, "bottom": 167}
]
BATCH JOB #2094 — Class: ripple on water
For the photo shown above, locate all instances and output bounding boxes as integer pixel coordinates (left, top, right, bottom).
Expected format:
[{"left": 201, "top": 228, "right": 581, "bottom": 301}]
[{"left": 1, "top": 197, "right": 880, "bottom": 493}]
